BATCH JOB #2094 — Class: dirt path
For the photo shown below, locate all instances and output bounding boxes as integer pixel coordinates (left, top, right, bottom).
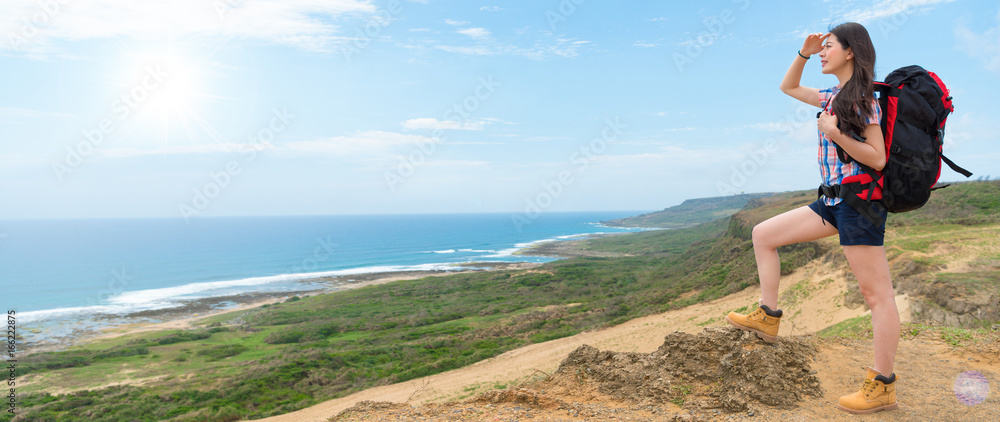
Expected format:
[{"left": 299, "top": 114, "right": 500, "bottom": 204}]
[
  {"left": 253, "top": 240, "right": 935, "bottom": 422},
  {"left": 793, "top": 335, "right": 999, "bottom": 422},
  {"left": 327, "top": 333, "right": 999, "bottom": 421}
]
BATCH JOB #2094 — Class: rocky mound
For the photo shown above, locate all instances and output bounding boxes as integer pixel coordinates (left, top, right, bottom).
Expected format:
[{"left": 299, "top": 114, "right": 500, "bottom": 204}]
[
  {"left": 331, "top": 325, "right": 1000, "bottom": 422},
  {"left": 544, "top": 327, "right": 823, "bottom": 412},
  {"left": 333, "top": 327, "right": 824, "bottom": 421}
]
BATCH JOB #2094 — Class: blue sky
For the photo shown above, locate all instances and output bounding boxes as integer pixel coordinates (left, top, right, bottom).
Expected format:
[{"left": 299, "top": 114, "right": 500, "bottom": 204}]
[{"left": 1, "top": 0, "right": 998, "bottom": 219}]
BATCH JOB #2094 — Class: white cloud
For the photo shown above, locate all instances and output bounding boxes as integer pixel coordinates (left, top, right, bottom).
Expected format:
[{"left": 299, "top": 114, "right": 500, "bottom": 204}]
[
  {"left": 425, "top": 159, "right": 490, "bottom": 168},
  {"left": 956, "top": 11, "right": 1000, "bottom": 73},
  {"left": 0, "top": 107, "right": 77, "bottom": 120},
  {"left": 496, "top": 134, "right": 570, "bottom": 142},
  {"left": 404, "top": 25, "right": 591, "bottom": 59},
  {"left": 480, "top": 6, "right": 502, "bottom": 12},
  {"left": 838, "top": 0, "right": 957, "bottom": 24},
  {"left": 284, "top": 130, "right": 434, "bottom": 156},
  {"left": 675, "top": 34, "right": 720, "bottom": 48},
  {"left": 0, "top": 153, "right": 46, "bottom": 167},
  {"left": 432, "top": 35, "right": 591, "bottom": 59},
  {"left": 457, "top": 27, "right": 491, "bottom": 38},
  {"left": 444, "top": 19, "right": 470, "bottom": 26},
  {"left": 945, "top": 112, "right": 999, "bottom": 151},
  {"left": 583, "top": 139, "right": 816, "bottom": 197},
  {"left": 743, "top": 122, "right": 789, "bottom": 132},
  {"left": 0, "top": 0, "right": 377, "bottom": 55},
  {"left": 606, "top": 146, "right": 722, "bottom": 164},
  {"left": 402, "top": 118, "right": 491, "bottom": 130},
  {"left": 633, "top": 42, "right": 657, "bottom": 48},
  {"left": 780, "top": 27, "right": 812, "bottom": 43},
  {"left": 759, "top": 1, "right": 956, "bottom": 49},
  {"left": 732, "top": 118, "right": 817, "bottom": 146},
  {"left": 933, "top": 112, "right": 999, "bottom": 179},
  {"left": 100, "top": 142, "right": 272, "bottom": 158},
  {"left": 433, "top": 45, "right": 496, "bottom": 56}
]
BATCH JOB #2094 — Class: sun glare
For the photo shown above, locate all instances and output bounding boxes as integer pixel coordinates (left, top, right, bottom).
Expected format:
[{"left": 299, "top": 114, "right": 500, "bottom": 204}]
[
  {"left": 145, "top": 58, "right": 201, "bottom": 116},
  {"left": 112, "top": 47, "right": 220, "bottom": 148},
  {"left": 131, "top": 52, "right": 203, "bottom": 123},
  {"left": 106, "top": 41, "right": 258, "bottom": 154}
]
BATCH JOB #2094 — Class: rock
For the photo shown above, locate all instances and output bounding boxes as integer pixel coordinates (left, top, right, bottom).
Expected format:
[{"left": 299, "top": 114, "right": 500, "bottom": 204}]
[{"left": 552, "top": 327, "right": 823, "bottom": 412}]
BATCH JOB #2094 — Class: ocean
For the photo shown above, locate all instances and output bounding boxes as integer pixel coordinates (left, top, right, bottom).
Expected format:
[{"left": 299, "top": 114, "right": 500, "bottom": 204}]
[{"left": 0, "top": 212, "right": 647, "bottom": 347}]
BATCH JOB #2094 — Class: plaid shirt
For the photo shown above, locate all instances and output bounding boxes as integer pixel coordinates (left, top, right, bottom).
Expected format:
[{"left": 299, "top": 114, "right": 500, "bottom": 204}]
[{"left": 818, "top": 85, "right": 882, "bottom": 205}]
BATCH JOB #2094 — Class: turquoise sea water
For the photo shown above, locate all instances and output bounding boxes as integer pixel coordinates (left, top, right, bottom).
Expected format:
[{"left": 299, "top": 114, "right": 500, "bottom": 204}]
[{"left": 0, "top": 212, "right": 646, "bottom": 346}]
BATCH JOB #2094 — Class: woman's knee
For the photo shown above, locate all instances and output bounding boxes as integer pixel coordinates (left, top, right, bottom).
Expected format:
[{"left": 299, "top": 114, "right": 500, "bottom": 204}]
[
  {"left": 752, "top": 223, "right": 775, "bottom": 250},
  {"left": 844, "top": 245, "right": 894, "bottom": 309},
  {"left": 858, "top": 281, "right": 895, "bottom": 309}
]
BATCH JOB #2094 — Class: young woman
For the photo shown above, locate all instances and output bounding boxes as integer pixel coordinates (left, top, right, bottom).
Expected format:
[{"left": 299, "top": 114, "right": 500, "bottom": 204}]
[{"left": 724, "top": 22, "right": 900, "bottom": 414}]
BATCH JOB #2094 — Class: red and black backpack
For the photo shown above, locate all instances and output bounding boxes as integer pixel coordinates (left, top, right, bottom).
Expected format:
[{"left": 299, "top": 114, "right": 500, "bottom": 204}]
[{"left": 820, "top": 65, "right": 972, "bottom": 226}]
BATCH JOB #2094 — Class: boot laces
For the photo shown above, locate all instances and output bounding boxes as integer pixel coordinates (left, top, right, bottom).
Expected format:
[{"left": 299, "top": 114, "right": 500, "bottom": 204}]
[{"left": 862, "top": 378, "right": 880, "bottom": 396}]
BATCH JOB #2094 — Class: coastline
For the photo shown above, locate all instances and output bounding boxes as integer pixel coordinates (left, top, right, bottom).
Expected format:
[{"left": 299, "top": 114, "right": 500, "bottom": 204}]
[
  {"left": 48, "top": 261, "right": 544, "bottom": 353},
  {"left": 25, "top": 226, "right": 645, "bottom": 356},
  {"left": 516, "top": 232, "right": 634, "bottom": 258}
]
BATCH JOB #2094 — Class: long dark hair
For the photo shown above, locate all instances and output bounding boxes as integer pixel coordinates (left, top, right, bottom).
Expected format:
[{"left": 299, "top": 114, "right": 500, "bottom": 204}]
[{"left": 829, "top": 22, "right": 876, "bottom": 138}]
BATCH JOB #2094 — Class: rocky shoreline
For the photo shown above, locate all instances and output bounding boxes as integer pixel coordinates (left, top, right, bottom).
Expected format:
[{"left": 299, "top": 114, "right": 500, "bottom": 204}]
[{"left": 27, "top": 261, "right": 545, "bottom": 355}]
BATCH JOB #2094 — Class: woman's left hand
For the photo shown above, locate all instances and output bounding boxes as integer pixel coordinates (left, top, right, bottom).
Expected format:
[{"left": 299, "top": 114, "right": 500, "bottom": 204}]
[{"left": 817, "top": 111, "right": 839, "bottom": 139}]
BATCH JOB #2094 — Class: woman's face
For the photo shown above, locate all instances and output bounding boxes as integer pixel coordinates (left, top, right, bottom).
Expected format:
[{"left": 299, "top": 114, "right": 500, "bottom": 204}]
[{"left": 819, "top": 33, "right": 852, "bottom": 75}]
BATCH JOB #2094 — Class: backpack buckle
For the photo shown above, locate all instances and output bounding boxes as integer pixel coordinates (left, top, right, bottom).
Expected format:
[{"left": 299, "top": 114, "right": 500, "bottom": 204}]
[{"left": 819, "top": 184, "right": 842, "bottom": 199}]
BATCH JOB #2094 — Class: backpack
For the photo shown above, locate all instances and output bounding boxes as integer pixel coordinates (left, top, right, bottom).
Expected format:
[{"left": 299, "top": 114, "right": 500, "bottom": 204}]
[{"left": 820, "top": 65, "right": 972, "bottom": 226}]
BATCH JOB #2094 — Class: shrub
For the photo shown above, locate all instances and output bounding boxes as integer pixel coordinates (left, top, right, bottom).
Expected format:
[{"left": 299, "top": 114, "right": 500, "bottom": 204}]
[
  {"left": 93, "top": 346, "right": 149, "bottom": 360},
  {"left": 154, "top": 331, "right": 212, "bottom": 345},
  {"left": 197, "top": 345, "right": 248, "bottom": 361},
  {"left": 264, "top": 330, "right": 305, "bottom": 344}
]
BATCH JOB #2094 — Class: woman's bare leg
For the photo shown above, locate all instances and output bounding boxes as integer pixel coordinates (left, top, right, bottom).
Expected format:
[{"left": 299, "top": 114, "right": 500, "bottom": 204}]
[
  {"left": 843, "top": 244, "right": 899, "bottom": 375},
  {"left": 752, "top": 206, "right": 839, "bottom": 309}
]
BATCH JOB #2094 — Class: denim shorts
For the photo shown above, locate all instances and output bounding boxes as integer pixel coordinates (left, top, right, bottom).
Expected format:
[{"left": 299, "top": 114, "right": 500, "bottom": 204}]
[{"left": 808, "top": 199, "right": 887, "bottom": 246}]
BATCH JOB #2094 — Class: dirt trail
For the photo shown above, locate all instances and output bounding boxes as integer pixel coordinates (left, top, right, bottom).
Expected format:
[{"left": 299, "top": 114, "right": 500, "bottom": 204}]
[
  {"left": 251, "top": 240, "right": 945, "bottom": 422},
  {"left": 330, "top": 331, "right": 999, "bottom": 421}
]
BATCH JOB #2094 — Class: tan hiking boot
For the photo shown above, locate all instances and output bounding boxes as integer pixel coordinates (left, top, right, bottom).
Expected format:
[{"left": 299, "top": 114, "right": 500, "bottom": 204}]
[
  {"left": 837, "top": 366, "right": 898, "bottom": 414},
  {"left": 725, "top": 303, "right": 782, "bottom": 343}
]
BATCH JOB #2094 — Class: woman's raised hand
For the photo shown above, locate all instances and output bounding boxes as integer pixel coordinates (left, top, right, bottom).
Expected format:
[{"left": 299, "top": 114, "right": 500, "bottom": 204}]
[{"left": 800, "top": 32, "right": 830, "bottom": 57}]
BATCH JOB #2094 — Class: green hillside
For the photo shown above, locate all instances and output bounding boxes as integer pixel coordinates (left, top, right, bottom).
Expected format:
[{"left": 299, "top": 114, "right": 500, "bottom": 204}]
[
  {"left": 602, "top": 193, "right": 772, "bottom": 228},
  {"left": 9, "top": 181, "right": 999, "bottom": 422}
]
